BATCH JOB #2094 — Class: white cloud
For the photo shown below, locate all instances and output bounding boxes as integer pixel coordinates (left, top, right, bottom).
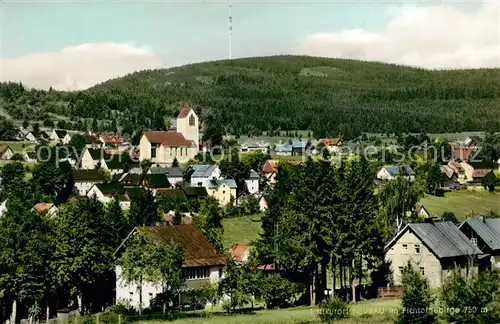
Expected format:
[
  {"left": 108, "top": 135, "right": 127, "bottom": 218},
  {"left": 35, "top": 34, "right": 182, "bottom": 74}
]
[
  {"left": 295, "top": 3, "right": 500, "bottom": 69},
  {"left": 1, "top": 42, "right": 163, "bottom": 90}
]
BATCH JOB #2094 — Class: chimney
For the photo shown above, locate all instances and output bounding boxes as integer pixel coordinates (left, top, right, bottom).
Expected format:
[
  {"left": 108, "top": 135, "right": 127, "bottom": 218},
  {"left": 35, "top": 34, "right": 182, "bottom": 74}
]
[
  {"left": 482, "top": 215, "right": 486, "bottom": 223},
  {"left": 424, "top": 217, "right": 434, "bottom": 224}
]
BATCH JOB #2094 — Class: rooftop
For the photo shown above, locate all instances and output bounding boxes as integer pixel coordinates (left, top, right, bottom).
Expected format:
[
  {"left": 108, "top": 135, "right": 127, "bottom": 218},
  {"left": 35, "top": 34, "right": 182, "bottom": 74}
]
[
  {"left": 72, "top": 170, "right": 105, "bottom": 181},
  {"left": 144, "top": 131, "right": 194, "bottom": 147},
  {"left": 187, "top": 165, "right": 217, "bottom": 178},
  {"left": 460, "top": 218, "right": 500, "bottom": 251},
  {"left": 206, "top": 179, "right": 237, "bottom": 190},
  {"left": 137, "top": 225, "right": 226, "bottom": 267},
  {"left": 382, "top": 164, "right": 414, "bottom": 177}
]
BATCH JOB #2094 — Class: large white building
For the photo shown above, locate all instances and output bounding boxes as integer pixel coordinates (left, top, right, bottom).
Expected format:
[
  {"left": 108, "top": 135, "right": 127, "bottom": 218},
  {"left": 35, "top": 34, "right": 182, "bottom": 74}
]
[
  {"left": 115, "top": 225, "right": 227, "bottom": 309},
  {"left": 139, "top": 107, "right": 199, "bottom": 166}
]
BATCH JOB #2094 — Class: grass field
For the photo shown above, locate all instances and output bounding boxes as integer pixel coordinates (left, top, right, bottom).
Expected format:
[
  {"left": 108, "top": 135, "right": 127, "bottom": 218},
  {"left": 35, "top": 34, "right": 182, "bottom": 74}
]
[
  {"left": 419, "top": 191, "right": 500, "bottom": 220},
  {"left": 222, "top": 214, "right": 263, "bottom": 249},
  {"left": 0, "top": 141, "right": 36, "bottom": 153},
  {"left": 132, "top": 299, "right": 400, "bottom": 324}
]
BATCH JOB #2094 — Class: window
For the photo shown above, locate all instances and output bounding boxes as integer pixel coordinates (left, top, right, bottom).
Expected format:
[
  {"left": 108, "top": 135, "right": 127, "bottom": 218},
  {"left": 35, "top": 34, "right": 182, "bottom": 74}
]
[
  {"left": 197, "top": 182, "right": 202, "bottom": 187},
  {"left": 183, "top": 267, "right": 210, "bottom": 280},
  {"left": 189, "top": 115, "right": 195, "bottom": 126},
  {"left": 222, "top": 190, "right": 225, "bottom": 194},
  {"left": 419, "top": 267, "right": 425, "bottom": 276},
  {"left": 471, "top": 238, "right": 477, "bottom": 246},
  {"left": 219, "top": 268, "right": 223, "bottom": 278},
  {"left": 402, "top": 244, "right": 408, "bottom": 253},
  {"left": 398, "top": 266, "right": 404, "bottom": 274},
  {"left": 129, "top": 292, "right": 133, "bottom": 296},
  {"left": 151, "top": 146, "right": 156, "bottom": 158},
  {"left": 415, "top": 244, "right": 420, "bottom": 254}
]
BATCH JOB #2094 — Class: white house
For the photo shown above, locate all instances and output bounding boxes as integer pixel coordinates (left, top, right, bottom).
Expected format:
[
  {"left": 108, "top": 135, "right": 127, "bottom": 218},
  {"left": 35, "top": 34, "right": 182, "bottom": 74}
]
[
  {"left": 72, "top": 170, "right": 106, "bottom": 196},
  {"left": 50, "top": 130, "right": 72, "bottom": 144},
  {"left": 115, "top": 225, "right": 227, "bottom": 308},
  {"left": 86, "top": 183, "right": 131, "bottom": 210},
  {"left": 23, "top": 151, "right": 37, "bottom": 163},
  {"left": 0, "top": 146, "right": 14, "bottom": 160},
  {"left": 23, "top": 131, "right": 37, "bottom": 142},
  {"left": 245, "top": 169, "right": 260, "bottom": 195},
  {"left": 0, "top": 200, "right": 8, "bottom": 218},
  {"left": 185, "top": 165, "right": 221, "bottom": 187},
  {"left": 259, "top": 195, "right": 270, "bottom": 212},
  {"left": 376, "top": 164, "right": 415, "bottom": 182}
]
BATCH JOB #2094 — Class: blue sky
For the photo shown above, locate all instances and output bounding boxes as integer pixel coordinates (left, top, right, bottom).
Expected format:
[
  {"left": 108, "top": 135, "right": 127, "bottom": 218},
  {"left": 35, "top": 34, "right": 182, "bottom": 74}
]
[{"left": 1, "top": 1, "right": 497, "bottom": 89}]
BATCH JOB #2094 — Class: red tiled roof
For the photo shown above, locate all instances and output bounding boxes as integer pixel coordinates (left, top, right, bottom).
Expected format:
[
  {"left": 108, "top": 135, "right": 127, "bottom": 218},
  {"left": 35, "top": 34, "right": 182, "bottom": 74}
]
[
  {"left": 472, "top": 169, "right": 492, "bottom": 178},
  {"left": 137, "top": 225, "right": 226, "bottom": 267},
  {"left": 286, "top": 160, "right": 304, "bottom": 166},
  {"left": 452, "top": 146, "right": 477, "bottom": 161},
  {"left": 33, "top": 203, "right": 54, "bottom": 212},
  {"left": 319, "top": 137, "right": 341, "bottom": 146},
  {"left": 262, "top": 160, "right": 278, "bottom": 174},
  {"left": 230, "top": 244, "right": 249, "bottom": 263},
  {"left": 177, "top": 106, "right": 193, "bottom": 119},
  {"left": 100, "top": 134, "right": 125, "bottom": 145},
  {"left": 144, "top": 131, "right": 194, "bottom": 147}
]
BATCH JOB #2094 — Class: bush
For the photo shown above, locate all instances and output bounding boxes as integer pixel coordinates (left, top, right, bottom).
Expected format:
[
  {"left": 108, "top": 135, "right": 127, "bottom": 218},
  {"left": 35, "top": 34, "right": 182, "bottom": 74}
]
[
  {"left": 396, "top": 263, "right": 436, "bottom": 324},
  {"left": 317, "top": 295, "right": 350, "bottom": 323},
  {"left": 441, "top": 269, "right": 500, "bottom": 324},
  {"left": 260, "top": 274, "right": 298, "bottom": 309}
]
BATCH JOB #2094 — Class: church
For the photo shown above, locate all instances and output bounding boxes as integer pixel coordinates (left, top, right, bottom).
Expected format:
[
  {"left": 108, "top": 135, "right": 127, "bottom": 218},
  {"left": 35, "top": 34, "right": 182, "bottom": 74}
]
[{"left": 139, "top": 106, "right": 199, "bottom": 166}]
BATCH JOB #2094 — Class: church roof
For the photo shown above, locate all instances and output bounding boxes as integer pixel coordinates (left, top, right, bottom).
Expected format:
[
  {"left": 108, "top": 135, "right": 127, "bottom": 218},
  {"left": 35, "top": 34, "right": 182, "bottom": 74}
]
[
  {"left": 177, "top": 106, "right": 193, "bottom": 119},
  {"left": 144, "top": 131, "right": 195, "bottom": 147}
]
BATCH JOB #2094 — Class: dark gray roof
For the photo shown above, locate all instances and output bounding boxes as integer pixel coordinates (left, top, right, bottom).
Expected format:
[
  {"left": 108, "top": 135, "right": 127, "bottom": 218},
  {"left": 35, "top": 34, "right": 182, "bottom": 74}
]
[
  {"left": 248, "top": 169, "right": 260, "bottom": 179},
  {"left": 386, "top": 221, "right": 483, "bottom": 259},
  {"left": 382, "top": 164, "right": 414, "bottom": 176},
  {"left": 460, "top": 218, "right": 500, "bottom": 251},
  {"left": 166, "top": 167, "right": 184, "bottom": 178},
  {"left": 148, "top": 167, "right": 168, "bottom": 174}
]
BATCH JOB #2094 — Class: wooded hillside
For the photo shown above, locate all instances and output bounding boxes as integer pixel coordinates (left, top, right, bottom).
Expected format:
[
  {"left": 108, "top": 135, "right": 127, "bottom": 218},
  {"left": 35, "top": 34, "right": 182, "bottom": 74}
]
[{"left": 1, "top": 55, "right": 499, "bottom": 139}]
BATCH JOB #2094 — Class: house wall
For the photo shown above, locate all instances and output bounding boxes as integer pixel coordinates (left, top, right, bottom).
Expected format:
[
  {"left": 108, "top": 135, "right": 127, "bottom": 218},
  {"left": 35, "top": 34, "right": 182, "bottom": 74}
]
[
  {"left": 245, "top": 179, "right": 259, "bottom": 195},
  {"left": 264, "top": 172, "right": 276, "bottom": 184},
  {"left": 74, "top": 181, "right": 97, "bottom": 196},
  {"left": 385, "top": 231, "right": 443, "bottom": 287},
  {"left": 62, "top": 134, "right": 72, "bottom": 145},
  {"left": 274, "top": 151, "right": 292, "bottom": 156},
  {"left": 491, "top": 255, "right": 500, "bottom": 269},
  {"left": 460, "top": 163, "right": 474, "bottom": 183},
  {"left": 115, "top": 265, "right": 225, "bottom": 310},
  {"left": 1, "top": 149, "right": 14, "bottom": 160},
  {"left": 25, "top": 133, "right": 37, "bottom": 142},
  {"left": 207, "top": 186, "right": 236, "bottom": 206},
  {"left": 190, "top": 168, "right": 221, "bottom": 187},
  {"left": 168, "top": 176, "right": 183, "bottom": 186},
  {"left": 49, "top": 131, "right": 59, "bottom": 142},
  {"left": 157, "top": 146, "right": 197, "bottom": 165},
  {"left": 139, "top": 135, "right": 152, "bottom": 161},
  {"left": 176, "top": 110, "right": 199, "bottom": 149},
  {"left": 376, "top": 168, "right": 393, "bottom": 181},
  {"left": 259, "top": 198, "right": 268, "bottom": 211},
  {"left": 247, "top": 147, "right": 269, "bottom": 154},
  {"left": 81, "top": 150, "right": 98, "bottom": 170}
]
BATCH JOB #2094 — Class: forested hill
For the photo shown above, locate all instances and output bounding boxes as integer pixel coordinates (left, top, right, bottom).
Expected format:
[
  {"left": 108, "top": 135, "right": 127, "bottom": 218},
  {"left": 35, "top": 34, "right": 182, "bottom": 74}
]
[{"left": 1, "top": 55, "right": 500, "bottom": 139}]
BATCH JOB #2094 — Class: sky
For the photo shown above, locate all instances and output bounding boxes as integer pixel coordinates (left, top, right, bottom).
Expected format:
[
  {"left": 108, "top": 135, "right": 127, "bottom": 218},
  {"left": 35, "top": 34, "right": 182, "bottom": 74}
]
[{"left": 0, "top": 0, "right": 499, "bottom": 90}]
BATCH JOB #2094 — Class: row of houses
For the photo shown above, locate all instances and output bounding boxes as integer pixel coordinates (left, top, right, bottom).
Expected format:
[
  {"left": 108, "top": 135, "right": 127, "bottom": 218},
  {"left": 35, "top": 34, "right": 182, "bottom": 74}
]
[{"left": 385, "top": 216, "right": 500, "bottom": 288}]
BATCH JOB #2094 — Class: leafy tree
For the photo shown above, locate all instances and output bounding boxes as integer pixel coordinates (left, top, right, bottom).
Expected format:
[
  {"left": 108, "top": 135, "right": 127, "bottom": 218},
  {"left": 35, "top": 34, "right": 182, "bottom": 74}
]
[
  {"left": 172, "top": 210, "right": 182, "bottom": 225},
  {"left": 441, "top": 269, "right": 500, "bottom": 324},
  {"left": 22, "top": 120, "right": 29, "bottom": 129},
  {"left": 1, "top": 162, "right": 30, "bottom": 201},
  {"left": 441, "top": 211, "right": 458, "bottom": 223},
  {"left": 195, "top": 196, "right": 224, "bottom": 251},
  {"left": 68, "top": 133, "right": 86, "bottom": 159},
  {"left": 31, "top": 160, "right": 74, "bottom": 203},
  {"left": 43, "top": 119, "right": 54, "bottom": 127},
  {"left": 92, "top": 119, "right": 98, "bottom": 131},
  {"left": 10, "top": 153, "right": 24, "bottom": 161},
  {"left": 426, "top": 162, "right": 444, "bottom": 195},
  {"left": 396, "top": 262, "right": 436, "bottom": 324},
  {"left": 120, "top": 231, "right": 185, "bottom": 315},
  {"left": 53, "top": 197, "right": 114, "bottom": 313},
  {"left": 32, "top": 123, "right": 40, "bottom": 135},
  {"left": 128, "top": 189, "right": 161, "bottom": 226},
  {"left": 259, "top": 274, "right": 297, "bottom": 309},
  {"left": 482, "top": 171, "right": 499, "bottom": 192},
  {"left": 106, "top": 197, "right": 131, "bottom": 247},
  {"left": 172, "top": 157, "right": 180, "bottom": 168}
]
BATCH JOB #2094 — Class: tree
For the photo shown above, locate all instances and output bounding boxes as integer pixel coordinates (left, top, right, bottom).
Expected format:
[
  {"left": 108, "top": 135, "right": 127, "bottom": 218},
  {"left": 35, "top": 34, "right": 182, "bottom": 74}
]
[
  {"left": 43, "top": 119, "right": 54, "bottom": 128},
  {"left": 482, "top": 171, "right": 499, "bottom": 192},
  {"left": 32, "top": 123, "right": 40, "bottom": 135},
  {"left": 0, "top": 162, "right": 30, "bottom": 201},
  {"left": 120, "top": 231, "right": 185, "bottom": 315},
  {"left": 22, "top": 120, "right": 29, "bottom": 129},
  {"left": 53, "top": 197, "right": 114, "bottom": 313},
  {"left": 426, "top": 162, "right": 444, "bottom": 195},
  {"left": 259, "top": 274, "right": 297, "bottom": 309},
  {"left": 172, "top": 157, "right": 180, "bottom": 168},
  {"left": 396, "top": 262, "right": 436, "bottom": 324},
  {"left": 68, "top": 133, "right": 86, "bottom": 159},
  {"left": 441, "top": 211, "right": 458, "bottom": 223},
  {"left": 172, "top": 210, "right": 182, "bottom": 225},
  {"left": 31, "top": 160, "right": 74, "bottom": 203},
  {"left": 106, "top": 197, "right": 130, "bottom": 247},
  {"left": 379, "top": 176, "right": 424, "bottom": 234},
  {"left": 195, "top": 196, "right": 224, "bottom": 251},
  {"left": 128, "top": 189, "right": 161, "bottom": 227},
  {"left": 441, "top": 269, "right": 500, "bottom": 324},
  {"left": 92, "top": 119, "right": 98, "bottom": 131}
]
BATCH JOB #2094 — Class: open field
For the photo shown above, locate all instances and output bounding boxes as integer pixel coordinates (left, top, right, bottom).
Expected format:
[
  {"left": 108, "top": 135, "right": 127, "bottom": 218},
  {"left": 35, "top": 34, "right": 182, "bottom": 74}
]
[
  {"left": 420, "top": 191, "right": 500, "bottom": 220},
  {"left": 0, "top": 141, "right": 36, "bottom": 153},
  {"left": 222, "top": 214, "right": 263, "bottom": 248},
  {"left": 131, "top": 299, "right": 400, "bottom": 324}
]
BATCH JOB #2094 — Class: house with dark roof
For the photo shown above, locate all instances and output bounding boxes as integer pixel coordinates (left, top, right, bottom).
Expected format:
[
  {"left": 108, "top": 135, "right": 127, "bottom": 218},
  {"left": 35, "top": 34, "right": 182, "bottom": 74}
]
[
  {"left": 49, "top": 129, "right": 72, "bottom": 144},
  {"left": 376, "top": 164, "right": 415, "bottom": 182},
  {"left": 245, "top": 169, "right": 260, "bottom": 195},
  {"left": 87, "top": 183, "right": 131, "bottom": 210},
  {"left": 274, "top": 143, "right": 293, "bottom": 156},
  {"left": 139, "top": 106, "right": 199, "bottom": 166},
  {"left": 440, "top": 165, "right": 459, "bottom": 188},
  {"left": 459, "top": 217, "right": 500, "bottom": 269},
  {"left": 142, "top": 173, "right": 171, "bottom": 190},
  {"left": 385, "top": 220, "right": 484, "bottom": 287},
  {"left": 182, "top": 186, "right": 208, "bottom": 200},
  {"left": 291, "top": 141, "right": 307, "bottom": 156},
  {"left": 23, "top": 151, "right": 37, "bottom": 163},
  {"left": 185, "top": 165, "right": 221, "bottom": 187},
  {"left": 72, "top": 170, "right": 106, "bottom": 196},
  {"left": 114, "top": 225, "right": 227, "bottom": 309},
  {"left": 206, "top": 179, "right": 238, "bottom": 206}
]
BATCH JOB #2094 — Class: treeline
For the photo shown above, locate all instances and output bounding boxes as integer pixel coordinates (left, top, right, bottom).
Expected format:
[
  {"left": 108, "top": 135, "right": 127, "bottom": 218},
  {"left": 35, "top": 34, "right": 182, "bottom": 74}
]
[{"left": 1, "top": 56, "right": 500, "bottom": 140}]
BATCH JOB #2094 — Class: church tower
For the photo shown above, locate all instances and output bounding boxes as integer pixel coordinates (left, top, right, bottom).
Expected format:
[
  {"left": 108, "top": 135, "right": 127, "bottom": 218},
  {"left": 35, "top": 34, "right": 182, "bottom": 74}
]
[{"left": 176, "top": 106, "right": 199, "bottom": 149}]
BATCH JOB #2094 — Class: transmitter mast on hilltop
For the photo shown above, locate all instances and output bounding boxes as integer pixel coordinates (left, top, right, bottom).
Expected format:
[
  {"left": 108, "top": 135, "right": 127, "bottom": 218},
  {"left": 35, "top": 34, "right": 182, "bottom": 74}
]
[{"left": 229, "top": 1, "right": 232, "bottom": 59}]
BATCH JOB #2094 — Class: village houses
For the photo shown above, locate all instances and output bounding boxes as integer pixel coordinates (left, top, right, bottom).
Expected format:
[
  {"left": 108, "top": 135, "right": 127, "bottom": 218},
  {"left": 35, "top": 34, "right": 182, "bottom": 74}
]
[
  {"left": 72, "top": 170, "right": 106, "bottom": 196},
  {"left": 459, "top": 217, "right": 500, "bottom": 269},
  {"left": 385, "top": 220, "right": 483, "bottom": 287},
  {"left": 49, "top": 129, "right": 72, "bottom": 144}
]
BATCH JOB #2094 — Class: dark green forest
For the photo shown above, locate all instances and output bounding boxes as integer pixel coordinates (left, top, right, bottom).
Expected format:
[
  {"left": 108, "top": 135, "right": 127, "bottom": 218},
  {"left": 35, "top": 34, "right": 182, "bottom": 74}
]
[{"left": 1, "top": 55, "right": 499, "bottom": 140}]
